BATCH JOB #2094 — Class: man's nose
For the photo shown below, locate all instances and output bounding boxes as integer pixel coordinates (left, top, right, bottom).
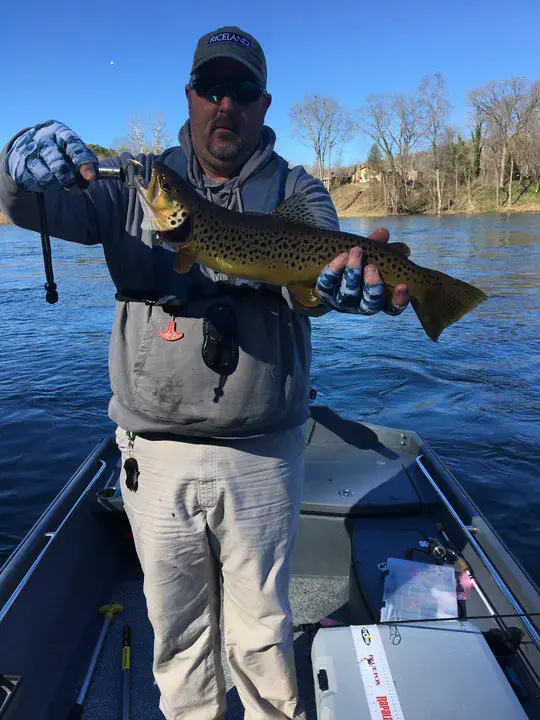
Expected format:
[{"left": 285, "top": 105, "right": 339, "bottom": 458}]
[{"left": 218, "top": 95, "right": 236, "bottom": 112}]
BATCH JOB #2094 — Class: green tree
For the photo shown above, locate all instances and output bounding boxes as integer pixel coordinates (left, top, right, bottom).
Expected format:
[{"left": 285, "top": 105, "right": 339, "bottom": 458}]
[
  {"left": 470, "top": 121, "right": 483, "bottom": 179},
  {"left": 366, "top": 143, "right": 383, "bottom": 176},
  {"left": 86, "top": 143, "right": 116, "bottom": 158}
]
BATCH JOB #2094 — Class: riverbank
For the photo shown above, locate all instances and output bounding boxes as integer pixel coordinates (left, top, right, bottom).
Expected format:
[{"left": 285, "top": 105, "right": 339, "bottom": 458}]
[
  {"left": 337, "top": 202, "right": 540, "bottom": 219},
  {"left": 332, "top": 182, "right": 540, "bottom": 218}
]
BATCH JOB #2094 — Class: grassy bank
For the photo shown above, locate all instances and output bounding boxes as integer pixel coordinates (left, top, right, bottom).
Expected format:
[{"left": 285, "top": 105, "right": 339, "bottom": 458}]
[{"left": 332, "top": 182, "right": 540, "bottom": 218}]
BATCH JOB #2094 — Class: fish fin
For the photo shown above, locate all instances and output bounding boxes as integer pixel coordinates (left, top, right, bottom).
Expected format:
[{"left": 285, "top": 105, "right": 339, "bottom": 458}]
[
  {"left": 272, "top": 192, "right": 320, "bottom": 228},
  {"left": 387, "top": 241, "right": 411, "bottom": 258},
  {"left": 410, "top": 272, "right": 488, "bottom": 341},
  {"left": 287, "top": 283, "right": 320, "bottom": 308},
  {"left": 174, "top": 246, "right": 198, "bottom": 274}
]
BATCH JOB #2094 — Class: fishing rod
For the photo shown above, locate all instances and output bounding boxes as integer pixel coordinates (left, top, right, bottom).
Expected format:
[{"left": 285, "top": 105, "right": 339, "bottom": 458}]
[
  {"left": 295, "top": 612, "right": 540, "bottom": 635},
  {"left": 35, "top": 160, "right": 144, "bottom": 303}
]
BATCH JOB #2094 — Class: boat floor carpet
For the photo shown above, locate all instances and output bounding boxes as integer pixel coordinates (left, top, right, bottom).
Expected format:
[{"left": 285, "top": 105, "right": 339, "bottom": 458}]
[{"left": 81, "top": 571, "right": 350, "bottom": 720}]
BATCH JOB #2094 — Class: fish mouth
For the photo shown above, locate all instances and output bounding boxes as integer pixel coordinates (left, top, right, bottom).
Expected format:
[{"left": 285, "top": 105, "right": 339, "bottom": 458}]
[{"left": 134, "top": 173, "right": 169, "bottom": 232}]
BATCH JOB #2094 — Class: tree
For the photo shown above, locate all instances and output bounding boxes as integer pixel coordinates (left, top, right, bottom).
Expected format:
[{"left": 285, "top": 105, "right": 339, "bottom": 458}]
[
  {"left": 468, "top": 78, "right": 540, "bottom": 206},
  {"left": 443, "top": 129, "right": 473, "bottom": 208},
  {"left": 290, "top": 96, "right": 354, "bottom": 183},
  {"left": 510, "top": 116, "right": 540, "bottom": 200},
  {"left": 87, "top": 143, "right": 116, "bottom": 159},
  {"left": 419, "top": 73, "right": 451, "bottom": 213},
  {"left": 469, "top": 112, "right": 484, "bottom": 180},
  {"left": 366, "top": 143, "right": 383, "bottom": 177},
  {"left": 112, "top": 114, "right": 172, "bottom": 155},
  {"left": 357, "top": 90, "right": 424, "bottom": 213}
]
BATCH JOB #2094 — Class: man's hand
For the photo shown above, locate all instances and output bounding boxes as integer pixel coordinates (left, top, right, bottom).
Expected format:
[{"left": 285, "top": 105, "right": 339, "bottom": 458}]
[
  {"left": 316, "top": 227, "right": 410, "bottom": 316},
  {"left": 4, "top": 120, "right": 98, "bottom": 192}
]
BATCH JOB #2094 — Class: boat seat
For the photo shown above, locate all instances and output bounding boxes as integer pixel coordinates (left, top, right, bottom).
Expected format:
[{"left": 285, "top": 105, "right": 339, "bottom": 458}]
[
  {"left": 94, "top": 406, "right": 440, "bottom": 518},
  {"left": 301, "top": 407, "right": 438, "bottom": 517}
]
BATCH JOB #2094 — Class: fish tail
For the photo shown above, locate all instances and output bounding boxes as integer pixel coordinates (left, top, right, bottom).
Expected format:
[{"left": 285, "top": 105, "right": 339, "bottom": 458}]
[{"left": 410, "top": 269, "right": 488, "bottom": 341}]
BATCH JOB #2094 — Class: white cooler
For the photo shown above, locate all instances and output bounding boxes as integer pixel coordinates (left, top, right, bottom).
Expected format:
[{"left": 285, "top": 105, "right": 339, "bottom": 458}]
[{"left": 311, "top": 621, "right": 527, "bottom": 719}]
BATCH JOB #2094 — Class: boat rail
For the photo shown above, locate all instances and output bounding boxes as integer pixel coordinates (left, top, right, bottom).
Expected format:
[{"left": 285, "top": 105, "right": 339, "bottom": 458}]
[
  {"left": 0, "top": 460, "right": 108, "bottom": 626},
  {"left": 416, "top": 454, "right": 540, "bottom": 651}
]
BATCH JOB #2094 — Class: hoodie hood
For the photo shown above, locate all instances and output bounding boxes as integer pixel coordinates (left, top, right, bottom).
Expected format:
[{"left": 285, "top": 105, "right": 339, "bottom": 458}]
[{"left": 178, "top": 120, "right": 277, "bottom": 212}]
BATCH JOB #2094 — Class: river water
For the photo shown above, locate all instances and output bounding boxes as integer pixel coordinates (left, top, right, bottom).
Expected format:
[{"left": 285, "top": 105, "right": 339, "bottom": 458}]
[{"left": 1, "top": 213, "right": 539, "bottom": 583}]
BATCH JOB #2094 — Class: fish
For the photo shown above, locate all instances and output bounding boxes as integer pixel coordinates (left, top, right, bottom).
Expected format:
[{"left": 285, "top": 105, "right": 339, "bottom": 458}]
[{"left": 134, "top": 162, "right": 488, "bottom": 341}]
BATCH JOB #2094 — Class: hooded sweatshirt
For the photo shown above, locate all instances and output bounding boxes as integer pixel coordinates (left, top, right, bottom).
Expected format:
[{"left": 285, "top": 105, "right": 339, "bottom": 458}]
[{"left": 0, "top": 122, "right": 339, "bottom": 438}]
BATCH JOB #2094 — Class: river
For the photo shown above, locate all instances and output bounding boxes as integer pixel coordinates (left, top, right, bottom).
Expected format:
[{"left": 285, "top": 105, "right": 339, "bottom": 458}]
[{"left": 0, "top": 213, "right": 539, "bottom": 582}]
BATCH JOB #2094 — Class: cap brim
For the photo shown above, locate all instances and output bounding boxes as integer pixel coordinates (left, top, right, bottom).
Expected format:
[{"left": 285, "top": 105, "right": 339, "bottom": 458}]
[{"left": 191, "top": 54, "right": 265, "bottom": 87}]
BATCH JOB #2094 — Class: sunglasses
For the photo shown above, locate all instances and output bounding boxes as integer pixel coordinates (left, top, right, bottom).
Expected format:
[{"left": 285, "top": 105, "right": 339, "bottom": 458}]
[{"left": 190, "top": 77, "right": 266, "bottom": 105}]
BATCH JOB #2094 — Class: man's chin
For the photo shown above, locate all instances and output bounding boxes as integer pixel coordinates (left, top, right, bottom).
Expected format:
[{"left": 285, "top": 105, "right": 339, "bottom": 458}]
[{"left": 209, "top": 139, "right": 242, "bottom": 161}]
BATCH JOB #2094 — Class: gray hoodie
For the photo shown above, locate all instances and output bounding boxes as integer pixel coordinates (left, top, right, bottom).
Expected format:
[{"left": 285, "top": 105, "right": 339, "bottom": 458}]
[{"left": 0, "top": 122, "right": 339, "bottom": 438}]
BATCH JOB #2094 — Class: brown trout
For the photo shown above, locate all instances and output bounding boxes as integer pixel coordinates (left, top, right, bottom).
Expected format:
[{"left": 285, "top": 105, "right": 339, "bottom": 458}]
[{"left": 134, "top": 162, "right": 488, "bottom": 341}]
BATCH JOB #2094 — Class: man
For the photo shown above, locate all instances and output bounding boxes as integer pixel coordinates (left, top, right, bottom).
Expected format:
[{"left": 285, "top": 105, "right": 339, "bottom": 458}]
[{"left": 0, "top": 26, "right": 409, "bottom": 719}]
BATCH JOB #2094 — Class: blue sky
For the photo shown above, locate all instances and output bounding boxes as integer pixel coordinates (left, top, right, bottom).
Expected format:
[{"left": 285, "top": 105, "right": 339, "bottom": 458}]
[{"left": 1, "top": 0, "right": 539, "bottom": 168}]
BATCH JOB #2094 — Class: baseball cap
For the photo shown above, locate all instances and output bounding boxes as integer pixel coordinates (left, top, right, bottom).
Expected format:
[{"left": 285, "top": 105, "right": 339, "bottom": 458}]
[{"left": 190, "top": 26, "right": 267, "bottom": 89}]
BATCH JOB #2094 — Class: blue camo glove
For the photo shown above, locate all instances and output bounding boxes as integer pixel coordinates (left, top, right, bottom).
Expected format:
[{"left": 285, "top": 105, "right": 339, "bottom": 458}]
[
  {"left": 316, "top": 263, "right": 408, "bottom": 316},
  {"left": 4, "top": 120, "right": 98, "bottom": 192}
]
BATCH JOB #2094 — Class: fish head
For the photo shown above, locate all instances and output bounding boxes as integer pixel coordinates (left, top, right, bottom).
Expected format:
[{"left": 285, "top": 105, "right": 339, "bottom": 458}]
[{"left": 135, "top": 161, "right": 198, "bottom": 244}]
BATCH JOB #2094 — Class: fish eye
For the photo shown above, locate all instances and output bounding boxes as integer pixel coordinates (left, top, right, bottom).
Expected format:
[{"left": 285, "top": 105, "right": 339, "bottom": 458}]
[{"left": 160, "top": 175, "right": 172, "bottom": 192}]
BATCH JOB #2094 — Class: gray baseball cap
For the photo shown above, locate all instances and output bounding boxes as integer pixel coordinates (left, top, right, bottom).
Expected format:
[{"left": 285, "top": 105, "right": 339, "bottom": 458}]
[{"left": 190, "top": 26, "right": 267, "bottom": 88}]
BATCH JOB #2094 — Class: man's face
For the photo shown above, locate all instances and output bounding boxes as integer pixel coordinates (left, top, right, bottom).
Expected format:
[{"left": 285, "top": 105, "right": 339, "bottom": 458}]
[{"left": 185, "top": 58, "right": 272, "bottom": 177}]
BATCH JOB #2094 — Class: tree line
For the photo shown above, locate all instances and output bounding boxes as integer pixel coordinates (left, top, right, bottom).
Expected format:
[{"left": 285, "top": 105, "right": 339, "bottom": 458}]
[
  {"left": 88, "top": 115, "right": 171, "bottom": 159},
  {"left": 290, "top": 75, "right": 540, "bottom": 214}
]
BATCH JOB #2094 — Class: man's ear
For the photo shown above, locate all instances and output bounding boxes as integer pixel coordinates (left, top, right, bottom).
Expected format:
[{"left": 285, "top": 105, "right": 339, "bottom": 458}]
[
  {"left": 185, "top": 84, "right": 191, "bottom": 102},
  {"left": 264, "top": 93, "right": 272, "bottom": 112}
]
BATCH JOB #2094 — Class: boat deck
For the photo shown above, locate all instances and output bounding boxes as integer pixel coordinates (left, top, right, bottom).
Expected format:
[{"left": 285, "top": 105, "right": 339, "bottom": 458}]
[
  {"left": 79, "top": 556, "right": 350, "bottom": 720},
  {"left": 2, "top": 405, "right": 540, "bottom": 719}
]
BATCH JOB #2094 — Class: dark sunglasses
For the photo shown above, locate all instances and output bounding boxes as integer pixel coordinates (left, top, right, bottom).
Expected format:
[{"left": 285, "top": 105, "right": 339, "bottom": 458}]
[{"left": 190, "top": 77, "right": 266, "bottom": 105}]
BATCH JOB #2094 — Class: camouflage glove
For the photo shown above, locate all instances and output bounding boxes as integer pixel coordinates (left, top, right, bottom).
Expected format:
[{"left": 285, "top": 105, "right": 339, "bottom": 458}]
[
  {"left": 316, "top": 256, "right": 408, "bottom": 316},
  {"left": 4, "top": 120, "right": 98, "bottom": 192}
]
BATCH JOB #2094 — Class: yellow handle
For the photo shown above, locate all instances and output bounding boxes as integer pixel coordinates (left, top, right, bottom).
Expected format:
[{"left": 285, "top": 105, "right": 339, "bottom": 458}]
[{"left": 99, "top": 603, "right": 124, "bottom": 618}]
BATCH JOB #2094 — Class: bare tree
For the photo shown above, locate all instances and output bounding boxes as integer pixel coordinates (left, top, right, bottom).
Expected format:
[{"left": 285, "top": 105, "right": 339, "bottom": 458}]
[
  {"left": 511, "top": 115, "right": 540, "bottom": 200},
  {"left": 468, "top": 78, "right": 540, "bottom": 206},
  {"left": 357, "top": 90, "right": 424, "bottom": 213},
  {"left": 149, "top": 116, "right": 170, "bottom": 155},
  {"left": 290, "top": 96, "right": 354, "bottom": 184},
  {"left": 419, "top": 73, "right": 451, "bottom": 212},
  {"left": 125, "top": 113, "right": 172, "bottom": 155}
]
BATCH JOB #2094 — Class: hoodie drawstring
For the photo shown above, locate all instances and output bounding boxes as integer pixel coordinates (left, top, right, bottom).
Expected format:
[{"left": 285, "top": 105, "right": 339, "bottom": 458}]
[{"left": 232, "top": 186, "right": 244, "bottom": 213}]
